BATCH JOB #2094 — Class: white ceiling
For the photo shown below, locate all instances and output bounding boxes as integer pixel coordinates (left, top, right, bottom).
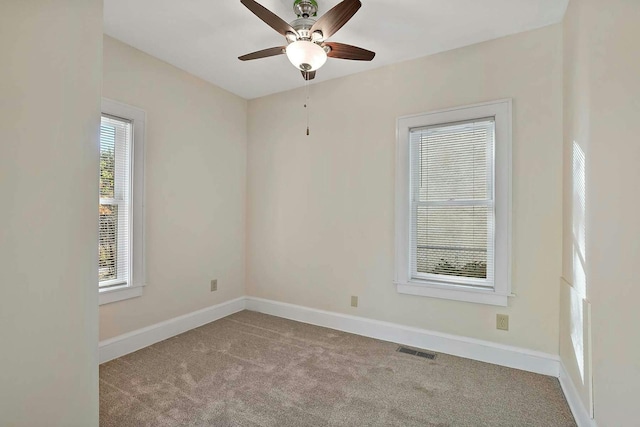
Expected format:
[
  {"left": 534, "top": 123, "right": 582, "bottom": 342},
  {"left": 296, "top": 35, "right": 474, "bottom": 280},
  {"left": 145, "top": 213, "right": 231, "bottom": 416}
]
[{"left": 104, "top": 0, "right": 568, "bottom": 100}]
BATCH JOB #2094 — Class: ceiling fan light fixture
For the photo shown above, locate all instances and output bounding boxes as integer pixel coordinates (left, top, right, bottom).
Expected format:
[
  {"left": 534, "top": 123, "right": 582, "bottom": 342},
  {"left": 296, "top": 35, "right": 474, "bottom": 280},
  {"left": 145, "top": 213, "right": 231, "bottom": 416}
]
[
  {"left": 286, "top": 40, "right": 327, "bottom": 71},
  {"left": 285, "top": 31, "right": 298, "bottom": 42}
]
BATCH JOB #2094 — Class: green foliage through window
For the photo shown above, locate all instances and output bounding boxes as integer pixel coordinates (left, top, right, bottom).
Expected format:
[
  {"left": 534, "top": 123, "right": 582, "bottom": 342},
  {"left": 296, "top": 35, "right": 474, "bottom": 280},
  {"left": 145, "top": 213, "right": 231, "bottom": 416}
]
[
  {"left": 100, "top": 124, "right": 115, "bottom": 198},
  {"left": 99, "top": 123, "right": 117, "bottom": 282},
  {"left": 431, "top": 259, "right": 487, "bottom": 279}
]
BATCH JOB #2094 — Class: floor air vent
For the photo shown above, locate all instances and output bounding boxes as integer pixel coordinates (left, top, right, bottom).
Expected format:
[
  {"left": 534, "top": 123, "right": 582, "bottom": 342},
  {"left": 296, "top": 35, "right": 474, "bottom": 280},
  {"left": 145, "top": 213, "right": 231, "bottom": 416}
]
[{"left": 397, "top": 346, "right": 437, "bottom": 360}]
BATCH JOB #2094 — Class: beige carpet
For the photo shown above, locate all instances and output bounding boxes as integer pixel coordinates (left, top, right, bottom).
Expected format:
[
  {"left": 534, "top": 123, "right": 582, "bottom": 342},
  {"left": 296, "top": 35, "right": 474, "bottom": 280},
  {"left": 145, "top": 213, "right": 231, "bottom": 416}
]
[{"left": 100, "top": 310, "right": 576, "bottom": 426}]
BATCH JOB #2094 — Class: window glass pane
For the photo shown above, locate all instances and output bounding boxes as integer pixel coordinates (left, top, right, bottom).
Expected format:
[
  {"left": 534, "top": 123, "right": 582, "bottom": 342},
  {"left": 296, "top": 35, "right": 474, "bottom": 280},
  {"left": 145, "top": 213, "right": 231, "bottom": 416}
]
[
  {"left": 100, "top": 124, "right": 115, "bottom": 199},
  {"left": 410, "top": 118, "right": 495, "bottom": 285},
  {"left": 99, "top": 204, "right": 118, "bottom": 282},
  {"left": 417, "top": 120, "right": 492, "bottom": 202},
  {"left": 415, "top": 205, "right": 488, "bottom": 279}
]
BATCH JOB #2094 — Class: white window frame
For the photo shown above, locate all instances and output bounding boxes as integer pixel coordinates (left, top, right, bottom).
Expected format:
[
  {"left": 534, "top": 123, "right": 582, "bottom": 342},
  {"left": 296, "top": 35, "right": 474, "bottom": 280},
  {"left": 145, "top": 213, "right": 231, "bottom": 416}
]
[
  {"left": 394, "top": 99, "right": 512, "bottom": 306},
  {"left": 99, "top": 98, "right": 146, "bottom": 305}
]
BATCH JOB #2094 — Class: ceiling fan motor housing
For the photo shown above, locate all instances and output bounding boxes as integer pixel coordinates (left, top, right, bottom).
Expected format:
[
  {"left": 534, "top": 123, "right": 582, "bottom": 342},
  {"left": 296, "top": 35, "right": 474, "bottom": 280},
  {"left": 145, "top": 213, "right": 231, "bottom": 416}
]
[{"left": 290, "top": 18, "right": 316, "bottom": 40}]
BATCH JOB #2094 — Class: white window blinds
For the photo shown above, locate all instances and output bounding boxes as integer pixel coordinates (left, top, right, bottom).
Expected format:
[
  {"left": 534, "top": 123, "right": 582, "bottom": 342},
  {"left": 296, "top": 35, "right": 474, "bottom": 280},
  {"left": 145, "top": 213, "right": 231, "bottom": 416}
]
[
  {"left": 99, "top": 115, "right": 132, "bottom": 288},
  {"left": 410, "top": 118, "right": 495, "bottom": 288}
]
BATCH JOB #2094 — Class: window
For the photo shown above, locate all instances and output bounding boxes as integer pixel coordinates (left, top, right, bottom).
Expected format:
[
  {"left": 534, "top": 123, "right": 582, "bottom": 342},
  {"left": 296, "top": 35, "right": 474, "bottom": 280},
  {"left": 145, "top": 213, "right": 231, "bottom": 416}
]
[
  {"left": 99, "top": 99, "right": 145, "bottom": 305},
  {"left": 395, "top": 100, "right": 512, "bottom": 306}
]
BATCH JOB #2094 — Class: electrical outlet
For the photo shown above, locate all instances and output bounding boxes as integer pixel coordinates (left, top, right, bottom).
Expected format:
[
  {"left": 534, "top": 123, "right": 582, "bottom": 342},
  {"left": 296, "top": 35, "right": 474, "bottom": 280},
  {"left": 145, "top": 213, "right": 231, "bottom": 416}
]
[
  {"left": 496, "top": 314, "right": 509, "bottom": 331},
  {"left": 210, "top": 279, "right": 218, "bottom": 292},
  {"left": 351, "top": 296, "right": 358, "bottom": 308}
]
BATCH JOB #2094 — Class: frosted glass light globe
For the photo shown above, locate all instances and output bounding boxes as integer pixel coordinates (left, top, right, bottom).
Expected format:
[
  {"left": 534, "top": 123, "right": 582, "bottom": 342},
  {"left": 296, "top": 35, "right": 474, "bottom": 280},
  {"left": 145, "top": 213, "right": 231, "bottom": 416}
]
[{"left": 285, "top": 40, "right": 327, "bottom": 71}]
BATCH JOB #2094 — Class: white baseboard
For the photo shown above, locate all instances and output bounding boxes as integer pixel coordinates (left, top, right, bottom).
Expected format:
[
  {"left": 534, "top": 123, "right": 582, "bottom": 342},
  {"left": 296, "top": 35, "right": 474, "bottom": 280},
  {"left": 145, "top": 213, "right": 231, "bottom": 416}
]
[
  {"left": 559, "top": 361, "right": 598, "bottom": 427},
  {"left": 100, "top": 296, "right": 560, "bottom": 376},
  {"left": 98, "top": 297, "right": 246, "bottom": 363},
  {"left": 245, "top": 297, "right": 560, "bottom": 377}
]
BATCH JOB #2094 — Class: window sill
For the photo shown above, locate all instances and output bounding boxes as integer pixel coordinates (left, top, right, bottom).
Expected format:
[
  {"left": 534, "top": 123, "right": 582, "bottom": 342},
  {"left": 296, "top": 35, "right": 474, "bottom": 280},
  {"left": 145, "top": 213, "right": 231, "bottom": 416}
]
[
  {"left": 395, "top": 280, "right": 512, "bottom": 306},
  {"left": 99, "top": 285, "right": 144, "bottom": 306}
]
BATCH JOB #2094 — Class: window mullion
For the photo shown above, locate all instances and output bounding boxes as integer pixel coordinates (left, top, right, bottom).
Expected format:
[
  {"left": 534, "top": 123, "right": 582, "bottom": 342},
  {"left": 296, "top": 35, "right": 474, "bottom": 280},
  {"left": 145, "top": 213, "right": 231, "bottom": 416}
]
[
  {"left": 99, "top": 198, "right": 124, "bottom": 205},
  {"left": 414, "top": 199, "right": 493, "bottom": 207}
]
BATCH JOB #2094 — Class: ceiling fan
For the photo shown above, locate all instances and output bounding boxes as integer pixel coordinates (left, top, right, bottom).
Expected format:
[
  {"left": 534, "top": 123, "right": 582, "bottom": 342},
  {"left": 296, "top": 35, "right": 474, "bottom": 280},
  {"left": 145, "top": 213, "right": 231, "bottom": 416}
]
[{"left": 238, "top": 0, "right": 375, "bottom": 81}]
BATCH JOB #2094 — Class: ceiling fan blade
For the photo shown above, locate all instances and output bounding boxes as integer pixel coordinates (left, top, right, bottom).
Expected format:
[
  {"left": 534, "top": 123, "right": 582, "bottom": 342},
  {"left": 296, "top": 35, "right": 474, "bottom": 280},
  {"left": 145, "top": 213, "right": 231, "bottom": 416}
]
[
  {"left": 240, "top": 0, "right": 298, "bottom": 37},
  {"left": 310, "top": 0, "right": 361, "bottom": 40},
  {"left": 324, "top": 42, "right": 375, "bottom": 61},
  {"left": 239, "top": 46, "right": 286, "bottom": 61},
  {"left": 301, "top": 70, "right": 316, "bottom": 80}
]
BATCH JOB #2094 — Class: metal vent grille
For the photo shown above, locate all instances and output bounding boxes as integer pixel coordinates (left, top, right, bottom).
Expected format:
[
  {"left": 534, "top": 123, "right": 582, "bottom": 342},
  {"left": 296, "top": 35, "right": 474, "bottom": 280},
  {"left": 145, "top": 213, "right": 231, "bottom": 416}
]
[{"left": 397, "top": 346, "right": 437, "bottom": 360}]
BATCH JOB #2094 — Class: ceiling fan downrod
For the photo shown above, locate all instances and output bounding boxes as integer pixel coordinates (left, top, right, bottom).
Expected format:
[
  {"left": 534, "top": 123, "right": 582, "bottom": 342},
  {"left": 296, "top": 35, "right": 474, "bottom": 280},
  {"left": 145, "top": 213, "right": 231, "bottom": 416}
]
[{"left": 293, "top": 0, "right": 318, "bottom": 19}]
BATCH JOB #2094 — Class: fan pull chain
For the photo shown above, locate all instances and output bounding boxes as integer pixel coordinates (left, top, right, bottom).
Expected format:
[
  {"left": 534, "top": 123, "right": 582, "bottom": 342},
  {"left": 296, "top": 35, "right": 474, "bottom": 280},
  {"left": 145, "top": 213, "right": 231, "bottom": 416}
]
[{"left": 305, "top": 79, "right": 310, "bottom": 136}]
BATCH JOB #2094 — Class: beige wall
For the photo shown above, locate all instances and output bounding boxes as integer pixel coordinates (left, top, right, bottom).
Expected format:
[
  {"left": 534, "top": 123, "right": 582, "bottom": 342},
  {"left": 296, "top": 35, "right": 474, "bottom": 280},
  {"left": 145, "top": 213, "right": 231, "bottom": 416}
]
[
  {"left": 561, "top": 0, "right": 640, "bottom": 425},
  {"left": 99, "top": 36, "right": 247, "bottom": 340},
  {"left": 0, "top": 1, "right": 103, "bottom": 426},
  {"left": 247, "top": 25, "right": 563, "bottom": 354}
]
